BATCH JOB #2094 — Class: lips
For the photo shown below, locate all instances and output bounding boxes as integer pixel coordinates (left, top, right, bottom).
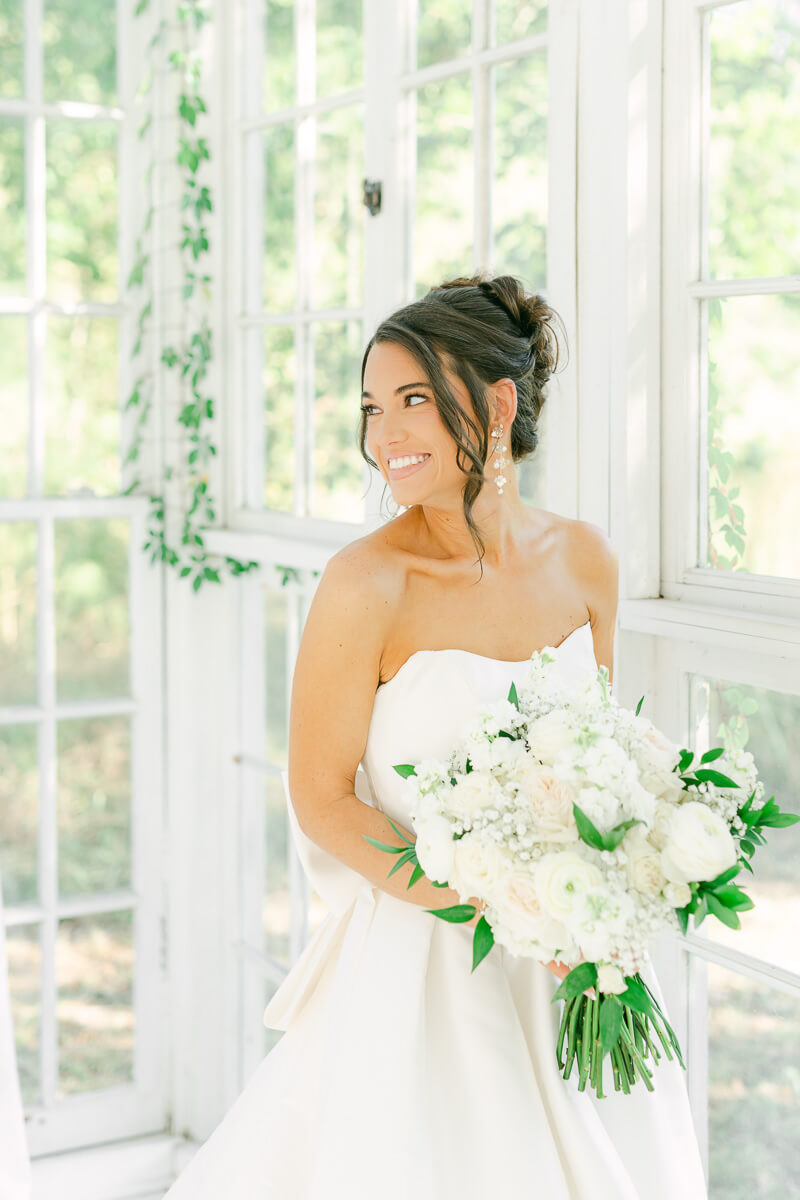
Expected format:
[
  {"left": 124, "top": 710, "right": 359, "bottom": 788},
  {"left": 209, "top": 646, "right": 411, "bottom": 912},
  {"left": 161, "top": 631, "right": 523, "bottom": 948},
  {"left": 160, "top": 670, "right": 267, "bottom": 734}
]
[{"left": 386, "top": 453, "right": 431, "bottom": 479}]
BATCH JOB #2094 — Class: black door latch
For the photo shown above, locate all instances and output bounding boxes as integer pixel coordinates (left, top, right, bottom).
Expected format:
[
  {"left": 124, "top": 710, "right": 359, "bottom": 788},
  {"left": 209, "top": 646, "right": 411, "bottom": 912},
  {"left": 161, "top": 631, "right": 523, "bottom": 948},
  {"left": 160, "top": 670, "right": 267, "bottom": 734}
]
[{"left": 362, "top": 178, "right": 382, "bottom": 215}]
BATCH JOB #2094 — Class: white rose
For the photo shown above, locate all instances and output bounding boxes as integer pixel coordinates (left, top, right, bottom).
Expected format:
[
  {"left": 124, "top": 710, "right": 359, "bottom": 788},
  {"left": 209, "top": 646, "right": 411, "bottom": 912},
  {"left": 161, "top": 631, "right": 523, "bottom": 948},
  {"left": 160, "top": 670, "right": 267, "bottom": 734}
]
[
  {"left": 414, "top": 814, "right": 455, "bottom": 885},
  {"left": 492, "top": 871, "right": 573, "bottom": 956},
  {"left": 449, "top": 835, "right": 507, "bottom": 901},
  {"left": 445, "top": 773, "right": 499, "bottom": 820},
  {"left": 516, "top": 764, "right": 580, "bottom": 843},
  {"left": 663, "top": 881, "right": 692, "bottom": 907},
  {"left": 660, "top": 800, "right": 738, "bottom": 884},
  {"left": 623, "top": 829, "right": 666, "bottom": 897},
  {"left": 648, "top": 797, "right": 678, "bottom": 850},
  {"left": 575, "top": 785, "right": 620, "bottom": 834},
  {"left": 527, "top": 709, "right": 575, "bottom": 765},
  {"left": 532, "top": 851, "right": 604, "bottom": 922},
  {"left": 597, "top": 963, "right": 628, "bottom": 994}
]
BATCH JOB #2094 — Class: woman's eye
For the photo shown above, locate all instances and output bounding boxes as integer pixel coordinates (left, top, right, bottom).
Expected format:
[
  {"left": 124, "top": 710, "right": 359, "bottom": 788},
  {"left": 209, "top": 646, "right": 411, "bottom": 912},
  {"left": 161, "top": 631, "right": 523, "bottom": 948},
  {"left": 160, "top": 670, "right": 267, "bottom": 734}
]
[{"left": 360, "top": 393, "right": 429, "bottom": 416}]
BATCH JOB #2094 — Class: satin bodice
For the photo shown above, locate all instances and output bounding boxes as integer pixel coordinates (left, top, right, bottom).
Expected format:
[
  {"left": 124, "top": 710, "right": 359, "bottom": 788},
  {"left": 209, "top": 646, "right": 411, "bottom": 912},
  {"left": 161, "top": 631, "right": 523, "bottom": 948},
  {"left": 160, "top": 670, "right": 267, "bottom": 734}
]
[
  {"left": 361, "top": 620, "right": 598, "bottom": 838},
  {"left": 266, "top": 621, "right": 599, "bottom": 1029}
]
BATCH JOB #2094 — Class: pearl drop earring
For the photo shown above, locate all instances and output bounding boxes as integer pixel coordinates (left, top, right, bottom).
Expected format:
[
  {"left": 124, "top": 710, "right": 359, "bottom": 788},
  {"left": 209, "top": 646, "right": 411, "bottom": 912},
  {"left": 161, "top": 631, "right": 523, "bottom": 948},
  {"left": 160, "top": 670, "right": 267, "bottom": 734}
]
[{"left": 490, "top": 424, "right": 509, "bottom": 494}]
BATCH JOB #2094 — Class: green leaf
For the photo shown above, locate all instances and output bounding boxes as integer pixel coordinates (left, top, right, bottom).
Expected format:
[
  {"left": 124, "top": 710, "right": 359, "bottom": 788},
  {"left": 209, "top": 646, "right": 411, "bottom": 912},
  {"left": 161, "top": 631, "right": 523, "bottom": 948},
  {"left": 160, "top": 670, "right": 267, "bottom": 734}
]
[
  {"left": 572, "top": 803, "right": 607, "bottom": 851},
  {"left": 699, "top": 747, "right": 725, "bottom": 764},
  {"left": 392, "top": 763, "right": 417, "bottom": 779},
  {"left": 693, "top": 768, "right": 740, "bottom": 789},
  {"left": 425, "top": 903, "right": 476, "bottom": 924},
  {"left": 711, "top": 884, "right": 754, "bottom": 911},
  {"left": 617, "top": 976, "right": 653, "bottom": 1016},
  {"left": 551, "top": 961, "right": 598, "bottom": 1002},
  {"left": 384, "top": 815, "right": 415, "bottom": 845},
  {"left": 407, "top": 863, "right": 425, "bottom": 889},
  {"left": 599, "top": 994, "right": 624, "bottom": 1054},
  {"left": 386, "top": 847, "right": 418, "bottom": 877},
  {"left": 706, "top": 891, "right": 741, "bottom": 929},
  {"left": 706, "top": 864, "right": 741, "bottom": 888},
  {"left": 675, "top": 906, "right": 690, "bottom": 935},
  {"left": 677, "top": 748, "right": 694, "bottom": 773},
  {"left": 635, "top": 695, "right": 644, "bottom": 716},
  {"left": 471, "top": 916, "right": 495, "bottom": 972},
  {"left": 757, "top": 811, "right": 800, "bottom": 828},
  {"left": 601, "top": 817, "right": 642, "bottom": 851},
  {"left": 363, "top": 836, "right": 409, "bottom": 854}
]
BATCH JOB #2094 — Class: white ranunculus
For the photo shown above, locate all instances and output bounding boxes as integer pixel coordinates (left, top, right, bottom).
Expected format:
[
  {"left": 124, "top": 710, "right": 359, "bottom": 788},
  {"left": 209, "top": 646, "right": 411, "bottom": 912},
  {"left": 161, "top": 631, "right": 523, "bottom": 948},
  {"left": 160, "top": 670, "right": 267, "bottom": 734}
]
[
  {"left": 663, "top": 880, "right": 692, "bottom": 907},
  {"left": 492, "top": 870, "right": 572, "bottom": 956},
  {"left": 532, "top": 851, "right": 604, "bottom": 922},
  {"left": 516, "top": 764, "right": 580, "bottom": 843},
  {"left": 414, "top": 814, "right": 455, "bottom": 885},
  {"left": 597, "top": 963, "right": 628, "bottom": 994},
  {"left": 660, "top": 800, "right": 738, "bottom": 884},
  {"left": 623, "top": 828, "right": 666, "bottom": 897},
  {"left": 575, "top": 785, "right": 620, "bottom": 834},
  {"left": 527, "top": 709, "right": 575, "bottom": 765},
  {"left": 449, "top": 835, "right": 507, "bottom": 901}
]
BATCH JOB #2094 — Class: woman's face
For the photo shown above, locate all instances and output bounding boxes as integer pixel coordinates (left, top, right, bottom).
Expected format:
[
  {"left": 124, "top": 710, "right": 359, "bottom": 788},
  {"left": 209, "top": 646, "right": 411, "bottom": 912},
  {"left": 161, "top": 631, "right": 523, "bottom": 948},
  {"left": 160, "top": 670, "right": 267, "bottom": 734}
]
[{"left": 361, "top": 340, "right": 478, "bottom": 500}]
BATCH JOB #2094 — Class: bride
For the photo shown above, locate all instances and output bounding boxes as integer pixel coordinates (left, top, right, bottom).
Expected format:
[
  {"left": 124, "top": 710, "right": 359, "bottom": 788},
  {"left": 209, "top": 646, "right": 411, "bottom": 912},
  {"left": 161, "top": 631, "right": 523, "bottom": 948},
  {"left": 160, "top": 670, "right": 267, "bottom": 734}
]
[{"left": 164, "top": 272, "right": 707, "bottom": 1198}]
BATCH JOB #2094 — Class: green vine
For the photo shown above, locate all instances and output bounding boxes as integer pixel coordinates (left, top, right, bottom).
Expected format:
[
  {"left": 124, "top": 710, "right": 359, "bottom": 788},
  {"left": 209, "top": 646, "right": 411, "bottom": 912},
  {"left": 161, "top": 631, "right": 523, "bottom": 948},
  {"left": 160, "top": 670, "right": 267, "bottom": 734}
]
[
  {"left": 123, "top": 0, "right": 259, "bottom": 592},
  {"left": 707, "top": 295, "right": 748, "bottom": 571}
]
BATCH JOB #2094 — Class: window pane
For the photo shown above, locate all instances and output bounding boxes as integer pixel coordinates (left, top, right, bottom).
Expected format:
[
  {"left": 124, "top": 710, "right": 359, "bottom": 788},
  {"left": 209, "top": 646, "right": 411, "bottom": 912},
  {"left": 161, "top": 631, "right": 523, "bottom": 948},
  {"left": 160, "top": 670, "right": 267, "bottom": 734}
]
[
  {"left": 43, "top": 0, "right": 117, "bottom": 106},
  {"left": 263, "top": 324, "right": 296, "bottom": 512},
  {"left": 44, "top": 315, "right": 120, "bottom": 496},
  {"left": 0, "top": 0, "right": 24, "bottom": 98},
  {"left": 46, "top": 120, "right": 118, "bottom": 304},
  {"left": 704, "top": 293, "right": 800, "bottom": 578},
  {"left": 263, "top": 0, "right": 294, "bottom": 112},
  {"left": 689, "top": 674, "right": 800, "bottom": 977},
  {"left": 493, "top": 52, "right": 547, "bottom": 286},
  {"left": 261, "top": 122, "right": 295, "bottom": 311},
  {"left": 0, "top": 317, "right": 27, "bottom": 496},
  {"left": 417, "top": 0, "right": 471, "bottom": 69},
  {"left": 57, "top": 715, "right": 131, "bottom": 898},
  {"left": 494, "top": 0, "right": 547, "bottom": 45},
  {"left": 0, "top": 725, "right": 38, "bottom": 906},
  {"left": 706, "top": 3, "right": 800, "bottom": 280},
  {"left": 0, "top": 521, "right": 37, "bottom": 707},
  {"left": 56, "top": 910, "right": 134, "bottom": 1096},
  {"left": 264, "top": 771, "right": 290, "bottom": 965},
  {"left": 0, "top": 117, "right": 25, "bottom": 296},
  {"left": 313, "top": 103, "right": 364, "bottom": 312},
  {"left": 6, "top": 923, "right": 41, "bottom": 1107},
  {"left": 317, "top": 0, "right": 362, "bottom": 97},
  {"left": 311, "top": 319, "right": 364, "bottom": 522},
  {"left": 265, "top": 584, "right": 288, "bottom": 766},
  {"left": 54, "top": 518, "right": 130, "bottom": 702},
  {"left": 703, "top": 959, "right": 800, "bottom": 1197},
  {"left": 415, "top": 71, "right": 473, "bottom": 296}
]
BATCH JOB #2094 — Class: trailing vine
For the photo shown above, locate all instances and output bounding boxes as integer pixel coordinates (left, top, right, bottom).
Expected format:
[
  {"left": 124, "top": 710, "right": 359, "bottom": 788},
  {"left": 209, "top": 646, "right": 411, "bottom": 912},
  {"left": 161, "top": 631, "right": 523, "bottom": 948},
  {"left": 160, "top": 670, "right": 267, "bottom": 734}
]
[{"left": 123, "top": 0, "right": 259, "bottom": 592}]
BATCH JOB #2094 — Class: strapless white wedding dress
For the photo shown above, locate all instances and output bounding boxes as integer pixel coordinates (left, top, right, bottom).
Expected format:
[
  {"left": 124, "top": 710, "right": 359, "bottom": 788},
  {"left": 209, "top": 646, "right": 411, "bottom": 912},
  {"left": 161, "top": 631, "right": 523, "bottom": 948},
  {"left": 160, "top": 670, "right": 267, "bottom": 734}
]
[{"left": 163, "top": 620, "right": 707, "bottom": 1199}]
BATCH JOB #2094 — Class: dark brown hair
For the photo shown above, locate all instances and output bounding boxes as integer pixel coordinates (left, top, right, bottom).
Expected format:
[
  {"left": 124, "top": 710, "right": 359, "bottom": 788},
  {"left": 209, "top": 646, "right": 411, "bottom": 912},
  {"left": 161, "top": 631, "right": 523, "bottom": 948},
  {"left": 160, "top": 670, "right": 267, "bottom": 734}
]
[{"left": 358, "top": 271, "right": 568, "bottom": 577}]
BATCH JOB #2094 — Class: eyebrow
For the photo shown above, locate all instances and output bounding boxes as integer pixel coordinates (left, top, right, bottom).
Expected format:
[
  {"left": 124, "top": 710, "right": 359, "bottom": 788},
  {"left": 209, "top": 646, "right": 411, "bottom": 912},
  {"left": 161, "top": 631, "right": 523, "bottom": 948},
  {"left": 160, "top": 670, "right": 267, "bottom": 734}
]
[{"left": 361, "top": 382, "right": 431, "bottom": 399}]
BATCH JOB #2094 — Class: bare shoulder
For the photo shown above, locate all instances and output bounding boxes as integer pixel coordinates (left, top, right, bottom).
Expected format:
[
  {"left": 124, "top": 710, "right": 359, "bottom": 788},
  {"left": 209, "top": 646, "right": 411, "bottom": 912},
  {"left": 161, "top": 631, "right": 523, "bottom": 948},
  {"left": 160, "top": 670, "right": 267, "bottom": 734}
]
[
  {"left": 287, "top": 534, "right": 404, "bottom": 835},
  {"left": 554, "top": 515, "right": 619, "bottom": 679},
  {"left": 563, "top": 518, "right": 619, "bottom": 597}
]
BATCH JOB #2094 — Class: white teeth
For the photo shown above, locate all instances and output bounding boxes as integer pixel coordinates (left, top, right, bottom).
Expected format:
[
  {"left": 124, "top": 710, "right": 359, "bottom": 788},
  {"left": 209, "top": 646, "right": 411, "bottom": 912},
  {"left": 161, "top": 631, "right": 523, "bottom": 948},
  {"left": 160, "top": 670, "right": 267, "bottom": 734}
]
[{"left": 388, "top": 453, "right": 430, "bottom": 469}]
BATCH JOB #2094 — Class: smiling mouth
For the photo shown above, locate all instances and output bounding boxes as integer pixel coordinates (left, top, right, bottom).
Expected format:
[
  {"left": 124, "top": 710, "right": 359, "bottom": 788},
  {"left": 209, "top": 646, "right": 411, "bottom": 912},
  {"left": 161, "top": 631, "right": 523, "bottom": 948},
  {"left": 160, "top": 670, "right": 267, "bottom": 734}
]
[{"left": 387, "top": 454, "right": 431, "bottom": 478}]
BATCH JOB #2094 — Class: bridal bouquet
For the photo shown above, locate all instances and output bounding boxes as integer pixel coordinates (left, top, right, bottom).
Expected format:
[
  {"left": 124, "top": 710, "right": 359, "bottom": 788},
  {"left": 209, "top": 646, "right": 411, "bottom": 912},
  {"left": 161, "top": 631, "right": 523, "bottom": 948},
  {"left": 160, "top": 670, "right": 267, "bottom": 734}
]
[{"left": 365, "top": 646, "right": 798, "bottom": 1099}]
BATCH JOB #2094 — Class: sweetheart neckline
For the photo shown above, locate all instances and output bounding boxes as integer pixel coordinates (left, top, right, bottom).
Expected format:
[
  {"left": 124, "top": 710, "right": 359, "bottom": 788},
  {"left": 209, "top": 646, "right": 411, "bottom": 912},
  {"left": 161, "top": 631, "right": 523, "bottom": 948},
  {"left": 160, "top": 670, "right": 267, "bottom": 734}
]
[{"left": 375, "top": 618, "right": 594, "bottom": 694}]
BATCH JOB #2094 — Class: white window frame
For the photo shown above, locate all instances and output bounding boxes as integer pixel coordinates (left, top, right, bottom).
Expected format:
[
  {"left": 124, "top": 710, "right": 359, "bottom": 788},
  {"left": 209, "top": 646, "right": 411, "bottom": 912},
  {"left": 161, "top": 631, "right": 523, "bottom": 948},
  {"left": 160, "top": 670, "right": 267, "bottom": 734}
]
[{"left": 0, "top": 0, "right": 170, "bottom": 1181}]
